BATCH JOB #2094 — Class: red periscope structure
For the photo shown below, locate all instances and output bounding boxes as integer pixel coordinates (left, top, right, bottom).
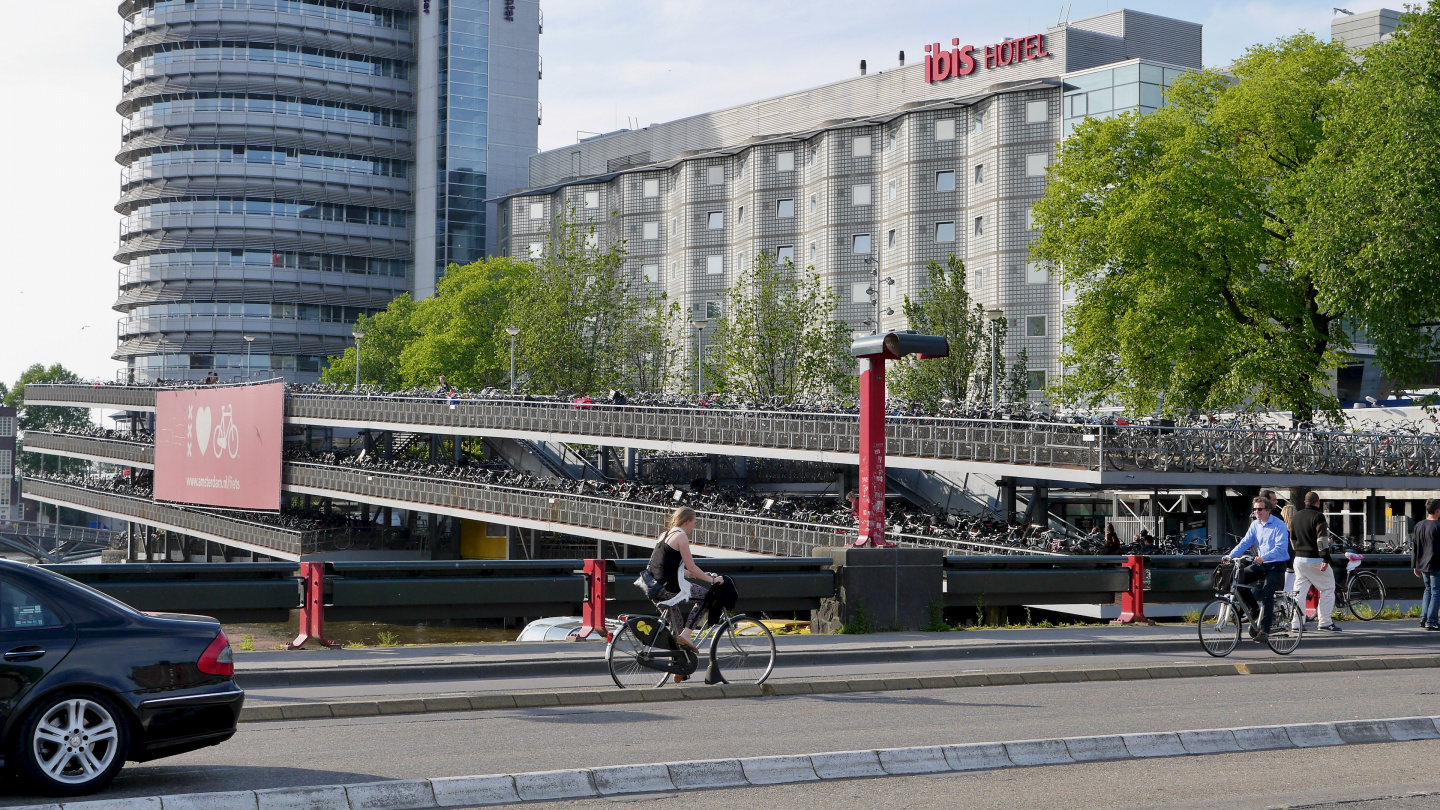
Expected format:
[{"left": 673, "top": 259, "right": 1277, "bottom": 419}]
[{"left": 850, "top": 331, "right": 950, "bottom": 547}]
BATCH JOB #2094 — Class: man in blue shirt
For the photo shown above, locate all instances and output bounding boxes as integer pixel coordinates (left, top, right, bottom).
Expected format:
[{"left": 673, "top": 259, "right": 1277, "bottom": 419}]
[{"left": 1229, "top": 496, "right": 1292, "bottom": 642}]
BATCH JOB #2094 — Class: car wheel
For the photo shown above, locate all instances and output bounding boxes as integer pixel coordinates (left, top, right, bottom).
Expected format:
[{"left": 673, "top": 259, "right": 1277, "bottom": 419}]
[{"left": 18, "top": 693, "right": 130, "bottom": 796}]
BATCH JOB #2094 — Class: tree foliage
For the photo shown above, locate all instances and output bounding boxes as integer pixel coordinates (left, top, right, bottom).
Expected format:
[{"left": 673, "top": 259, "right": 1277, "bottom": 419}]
[
  {"left": 888, "top": 256, "right": 989, "bottom": 408},
  {"left": 5, "top": 363, "right": 90, "bottom": 474},
  {"left": 1031, "top": 34, "right": 1353, "bottom": 418},
  {"left": 399, "top": 257, "right": 532, "bottom": 389},
  {"left": 706, "top": 253, "right": 853, "bottom": 401},
  {"left": 320, "top": 294, "right": 420, "bottom": 389}
]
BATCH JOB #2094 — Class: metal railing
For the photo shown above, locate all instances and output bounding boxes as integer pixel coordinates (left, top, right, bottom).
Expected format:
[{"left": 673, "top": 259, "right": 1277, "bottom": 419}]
[
  {"left": 24, "top": 432, "right": 154, "bottom": 466},
  {"left": 0, "top": 520, "right": 123, "bottom": 563}
]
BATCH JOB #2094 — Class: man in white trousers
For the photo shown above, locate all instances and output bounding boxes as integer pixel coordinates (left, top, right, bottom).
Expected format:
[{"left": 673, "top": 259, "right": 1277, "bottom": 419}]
[{"left": 1289, "top": 491, "right": 1340, "bottom": 632}]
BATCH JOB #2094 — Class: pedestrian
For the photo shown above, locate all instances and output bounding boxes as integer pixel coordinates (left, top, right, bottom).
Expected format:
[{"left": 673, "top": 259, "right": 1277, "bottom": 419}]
[
  {"left": 1289, "top": 491, "right": 1340, "bottom": 632},
  {"left": 436, "top": 375, "right": 448, "bottom": 394},
  {"left": 1412, "top": 499, "right": 1440, "bottom": 631},
  {"left": 1227, "top": 496, "right": 1291, "bottom": 643},
  {"left": 1104, "top": 523, "right": 1120, "bottom": 555}
]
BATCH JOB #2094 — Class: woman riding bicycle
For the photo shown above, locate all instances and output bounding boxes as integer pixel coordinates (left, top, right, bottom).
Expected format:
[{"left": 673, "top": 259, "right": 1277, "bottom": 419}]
[{"left": 645, "top": 507, "right": 724, "bottom": 678}]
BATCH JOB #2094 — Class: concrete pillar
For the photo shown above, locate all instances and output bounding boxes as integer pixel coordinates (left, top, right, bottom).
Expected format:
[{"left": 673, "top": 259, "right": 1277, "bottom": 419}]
[
  {"left": 810, "top": 547, "right": 944, "bottom": 633},
  {"left": 998, "top": 479, "right": 1017, "bottom": 525},
  {"left": 1206, "top": 486, "right": 1228, "bottom": 550}
]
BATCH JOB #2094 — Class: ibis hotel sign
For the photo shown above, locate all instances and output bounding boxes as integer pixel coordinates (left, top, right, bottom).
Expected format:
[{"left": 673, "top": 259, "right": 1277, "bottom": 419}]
[{"left": 924, "top": 33, "right": 1052, "bottom": 83}]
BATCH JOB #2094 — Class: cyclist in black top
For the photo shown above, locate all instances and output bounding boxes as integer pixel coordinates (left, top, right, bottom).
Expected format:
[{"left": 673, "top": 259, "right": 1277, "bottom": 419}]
[{"left": 645, "top": 507, "right": 724, "bottom": 671}]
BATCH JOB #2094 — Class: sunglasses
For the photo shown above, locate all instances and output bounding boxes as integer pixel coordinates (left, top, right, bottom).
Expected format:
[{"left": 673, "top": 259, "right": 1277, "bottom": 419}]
[{"left": 1253, "top": 507, "right": 1271, "bottom": 512}]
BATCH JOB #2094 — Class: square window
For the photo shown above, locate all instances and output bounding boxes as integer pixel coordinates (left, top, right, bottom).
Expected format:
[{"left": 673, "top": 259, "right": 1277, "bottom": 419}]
[
  {"left": 527, "top": 242, "right": 542, "bottom": 259},
  {"left": 853, "top": 234, "right": 871, "bottom": 254},
  {"left": 809, "top": 195, "right": 817, "bottom": 213},
  {"left": 936, "top": 222, "right": 955, "bottom": 243},
  {"left": 707, "top": 166, "right": 723, "bottom": 185},
  {"left": 1026, "top": 153, "right": 1049, "bottom": 177},
  {"left": 852, "top": 136, "right": 871, "bottom": 157},
  {"left": 777, "top": 245, "right": 794, "bottom": 265},
  {"left": 642, "top": 221, "right": 658, "bottom": 240},
  {"left": 583, "top": 190, "right": 599, "bottom": 209},
  {"left": 776, "top": 199, "right": 795, "bottom": 218},
  {"left": 707, "top": 301, "right": 723, "bottom": 319},
  {"left": 887, "top": 229, "right": 896, "bottom": 248},
  {"left": 935, "top": 171, "right": 955, "bottom": 192},
  {"left": 1027, "top": 369, "right": 1048, "bottom": 391},
  {"left": 1026, "top": 261, "right": 1049, "bottom": 283},
  {"left": 1026, "top": 315, "right": 1047, "bottom": 337},
  {"left": 642, "top": 264, "right": 658, "bottom": 283},
  {"left": 934, "top": 119, "right": 955, "bottom": 141},
  {"left": 706, "top": 255, "right": 723, "bottom": 274},
  {"left": 851, "top": 281, "right": 872, "bottom": 303},
  {"left": 585, "top": 232, "right": 599, "bottom": 249},
  {"left": 852, "top": 184, "right": 871, "bottom": 206},
  {"left": 643, "top": 178, "right": 659, "bottom": 197},
  {"left": 1026, "top": 99, "right": 1048, "bottom": 124},
  {"left": 528, "top": 202, "right": 544, "bottom": 220},
  {"left": 776, "top": 151, "right": 795, "bottom": 171},
  {"left": 973, "top": 217, "right": 983, "bottom": 236},
  {"left": 974, "top": 164, "right": 984, "bottom": 184},
  {"left": 707, "top": 211, "right": 724, "bottom": 230}
]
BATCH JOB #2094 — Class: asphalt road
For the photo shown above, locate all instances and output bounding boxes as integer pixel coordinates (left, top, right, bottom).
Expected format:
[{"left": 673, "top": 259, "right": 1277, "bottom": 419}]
[{"left": 5, "top": 665, "right": 1440, "bottom": 806}]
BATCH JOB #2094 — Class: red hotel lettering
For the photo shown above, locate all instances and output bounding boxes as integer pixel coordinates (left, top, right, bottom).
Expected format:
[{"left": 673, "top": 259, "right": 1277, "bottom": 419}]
[{"left": 928, "top": 33, "right": 1050, "bottom": 83}]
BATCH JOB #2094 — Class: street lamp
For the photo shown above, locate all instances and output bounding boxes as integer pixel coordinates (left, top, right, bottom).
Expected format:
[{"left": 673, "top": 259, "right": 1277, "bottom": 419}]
[
  {"left": 692, "top": 319, "right": 708, "bottom": 396},
  {"left": 243, "top": 335, "right": 255, "bottom": 382},
  {"left": 505, "top": 326, "right": 520, "bottom": 393},
  {"left": 352, "top": 330, "right": 366, "bottom": 391},
  {"left": 984, "top": 308, "right": 1004, "bottom": 409}
]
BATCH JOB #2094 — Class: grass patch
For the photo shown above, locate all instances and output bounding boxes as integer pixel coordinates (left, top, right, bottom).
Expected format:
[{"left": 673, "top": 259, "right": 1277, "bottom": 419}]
[
  {"left": 376, "top": 630, "right": 400, "bottom": 647},
  {"left": 238, "top": 634, "right": 255, "bottom": 652},
  {"left": 840, "top": 604, "right": 877, "bottom": 635}
]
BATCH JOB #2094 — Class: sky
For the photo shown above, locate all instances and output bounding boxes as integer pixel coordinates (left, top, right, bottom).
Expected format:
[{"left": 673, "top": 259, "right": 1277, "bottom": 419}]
[{"left": 0, "top": 0, "right": 1406, "bottom": 388}]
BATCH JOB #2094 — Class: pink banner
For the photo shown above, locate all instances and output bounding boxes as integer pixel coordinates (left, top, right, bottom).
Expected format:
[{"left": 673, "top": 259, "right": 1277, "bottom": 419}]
[{"left": 154, "top": 383, "right": 283, "bottom": 510}]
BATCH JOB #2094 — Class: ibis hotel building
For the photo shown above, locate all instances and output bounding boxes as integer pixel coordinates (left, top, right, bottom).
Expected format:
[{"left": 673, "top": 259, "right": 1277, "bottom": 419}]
[
  {"left": 115, "top": 0, "right": 540, "bottom": 383},
  {"left": 499, "top": 8, "right": 1202, "bottom": 397}
]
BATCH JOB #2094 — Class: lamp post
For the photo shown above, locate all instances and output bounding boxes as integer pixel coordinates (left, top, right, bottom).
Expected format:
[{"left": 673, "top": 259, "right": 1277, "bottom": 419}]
[
  {"left": 984, "top": 308, "right": 1004, "bottom": 409},
  {"left": 505, "top": 326, "right": 520, "bottom": 393},
  {"left": 692, "top": 319, "right": 708, "bottom": 396},
  {"left": 243, "top": 335, "right": 255, "bottom": 382},
  {"left": 352, "top": 330, "right": 365, "bottom": 391}
]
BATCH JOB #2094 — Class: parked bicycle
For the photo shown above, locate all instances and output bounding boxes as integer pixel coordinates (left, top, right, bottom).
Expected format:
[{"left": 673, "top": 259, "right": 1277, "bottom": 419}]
[
  {"left": 1324, "top": 551, "right": 1386, "bottom": 621},
  {"left": 1198, "top": 556, "right": 1303, "bottom": 657},
  {"left": 606, "top": 602, "right": 776, "bottom": 688}
]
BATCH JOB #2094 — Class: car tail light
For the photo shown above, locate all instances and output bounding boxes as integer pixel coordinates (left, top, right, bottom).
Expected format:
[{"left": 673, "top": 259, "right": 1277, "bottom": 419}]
[{"left": 197, "top": 631, "right": 235, "bottom": 677}]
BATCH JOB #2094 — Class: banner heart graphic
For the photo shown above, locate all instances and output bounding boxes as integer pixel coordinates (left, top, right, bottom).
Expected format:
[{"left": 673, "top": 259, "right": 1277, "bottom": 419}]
[{"left": 195, "top": 406, "right": 212, "bottom": 456}]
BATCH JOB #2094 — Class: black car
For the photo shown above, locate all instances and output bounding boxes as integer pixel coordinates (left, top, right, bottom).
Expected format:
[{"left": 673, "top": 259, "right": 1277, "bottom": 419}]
[{"left": 0, "top": 559, "right": 243, "bottom": 795}]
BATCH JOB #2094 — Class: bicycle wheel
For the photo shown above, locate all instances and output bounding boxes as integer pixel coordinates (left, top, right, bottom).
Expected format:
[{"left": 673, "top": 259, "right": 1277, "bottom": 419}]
[
  {"left": 1346, "top": 571, "right": 1385, "bottom": 621},
  {"left": 1197, "top": 598, "right": 1241, "bottom": 657},
  {"left": 606, "top": 623, "right": 671, "bottom": 689},
  {"left": 1266, "top": 595, "right": 1303, "bottom": 655},
  {"left": 708, "top": 615, "right": 776, "bottom": 684}
]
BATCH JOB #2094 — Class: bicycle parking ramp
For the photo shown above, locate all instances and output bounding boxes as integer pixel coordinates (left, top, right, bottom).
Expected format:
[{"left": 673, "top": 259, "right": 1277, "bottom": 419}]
[{"left": 15, "top": 714, "right": 1440, "bottom": 810}]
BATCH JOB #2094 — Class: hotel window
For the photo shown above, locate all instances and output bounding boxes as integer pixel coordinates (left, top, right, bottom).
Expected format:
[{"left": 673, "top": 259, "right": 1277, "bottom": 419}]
[
  {"left": 887, "top": 130, "right": 896, "bottom": 149},
  {"left": 706, "top": 255, "right": 723, "bottom": 275},
  {"left": 1026, "top": 205, "right": 1036, "bottom": 231},
  {"left": 583, "top": 190, "right": 599, "bottom": 209},
  {"left": 852, "top": 136, "right": 871, "bottom": 157},
  {"left": 1026, "top": 153, "right": 1049, "bottom": 177},
  {"left": 853, "top": 234, "right": 871, "bottom": 254},
  {"left": 934, "top": 119, "right": 955, "bottom": 141},
  {"left": 643, "top": 178, "right": 659, "bottom": 197},
  {"left": 776, "top": 151, "right": 795, "bottom": 172},
  {"left": 707, "top": 166, "right": 723, "bottom": 185},
  {"left": 1027, "top": 370, "right": 1048, "bottom": 391},
  {"left": 1027, "top": 261, "right": 1049, "bottom": 283},
  {"left": 777, "top": 245, "right": 794, "bottom": 265},
  {"left": 973, "top": 217, "right": 984, "bottom": 237},
  {"left": 936, "top": 222, "right": 955, "bottom": 243},
  {"left": 527, "top": 242, "right": 542, "bottom": 259},
  {"left": 809, "top": 244, "right": 817, "bottom": 263},
  {"left": 1026, "top": 315, "right": 1047, "bottom": 337},
  {"left": 776, "top": 199, "right": 794, "bottom": 218},
  {"left": 809, "top": 194, "right": 817, "bottom": 213},
  {"left": 707, "top": 211, "right": 724, "bottom": 230},
  {"left": 707, "top": 301, "right": 723, "bottom": 318},
  {"left": 887, "top": 229, "right": 896, "bottom": 248},
  {"left": 852, "top": 184, "right": 871, "bottom": 206},
  {"left": 528, "top": 202, "right": 543, "bottom": 220},
  {"left": 737, "top": 206, "right": 745, "bottom": 225},
  {"left": 642, "top": 221, "right": 658, "bottom": 240},
  {"left": 974, "top": 164, "right": 984, "bottom": 184},
  {"left": 935, "top": 171, "right": 955, "bottom": 192},
  {"left": 642, "top": 264, "right": 658, "bottom": 283},
  {"left": 973, "top": 112, "right": 985, "bottom": 133},
  {"left": 584, "top": 232, "right": 598, "bottom": 249},
  {"left": 808, "top": 145, "right": 818, "bottom": 165},
  {"left": 888, "top": 180, "right": 898, "bottom": 200},
  {"left": 851, "top": 281, "right": 872, "bottom": 303},
  {"left": 1026, "top": 99, "right": 1048, "bottom": 124},
  {"left": 671, "top": 217, "right": 677, "bottom": 235}
]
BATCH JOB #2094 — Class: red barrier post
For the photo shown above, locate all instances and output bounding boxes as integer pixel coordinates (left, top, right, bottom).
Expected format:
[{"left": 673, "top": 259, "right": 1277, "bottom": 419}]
[
  {"left": 572, "top": 559, "right": 608, "bottom": 640},
  {"left": 1111, "top": 555, "right": 1154, "bottom": 625},
  {"left": 287, "top": 561, "right": 340, "bottom": 649}
]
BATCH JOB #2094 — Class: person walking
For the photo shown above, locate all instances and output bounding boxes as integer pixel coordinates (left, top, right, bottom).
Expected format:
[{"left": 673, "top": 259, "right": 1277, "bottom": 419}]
[
  {"left": 1412, "top": 499, "right": 1440, "bottom": 631},
  {"left": 1228, "top": 496, "right": 1291, "bottom": 642},
  {"left": 1290, "top": 491, "right": 1340, "bottom": 632}
]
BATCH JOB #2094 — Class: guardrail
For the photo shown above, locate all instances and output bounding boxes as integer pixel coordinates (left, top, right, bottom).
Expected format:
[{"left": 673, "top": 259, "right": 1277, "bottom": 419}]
[
  {"left": 42, "top": 562, "right": 300, "bottom": 622},
  {"left": 0, "top": 520, "right": 123, "bottom": 563},
  {"left": 24, "top": 431, "right": 154, "bottom": 467},
  {"left": 944, "top": 555, "right": 1132, "bottom": 608}
]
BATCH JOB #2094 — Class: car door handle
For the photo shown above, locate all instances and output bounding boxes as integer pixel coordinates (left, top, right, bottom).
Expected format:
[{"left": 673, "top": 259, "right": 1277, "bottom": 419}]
[{"left": 3, "top": 647, "right": 45, "bottom": 662}]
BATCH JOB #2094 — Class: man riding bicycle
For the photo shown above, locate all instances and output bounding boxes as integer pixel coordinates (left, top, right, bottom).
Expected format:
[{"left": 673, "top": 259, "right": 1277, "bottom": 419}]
[{"left": 1227, "top": 496, "right": 1292, "bottom": 642}]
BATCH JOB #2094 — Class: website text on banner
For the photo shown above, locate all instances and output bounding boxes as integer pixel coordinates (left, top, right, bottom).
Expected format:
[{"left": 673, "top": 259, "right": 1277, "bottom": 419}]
[{"left": 153, "top": 382, "right": 283, "bottom": 510}]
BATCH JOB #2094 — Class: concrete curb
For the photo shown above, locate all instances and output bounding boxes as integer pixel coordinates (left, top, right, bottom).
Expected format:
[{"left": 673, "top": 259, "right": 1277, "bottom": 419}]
[
  {"left": 238, "top": 653, "right": 1440, "bottom": 723},
  {"left": 22, "top": 716, "right": 1440, "bottom": 810}
]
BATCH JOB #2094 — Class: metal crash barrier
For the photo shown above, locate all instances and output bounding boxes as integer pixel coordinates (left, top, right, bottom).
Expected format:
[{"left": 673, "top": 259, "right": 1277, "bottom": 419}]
[{"left": 41, "top": 562, "right": 301, "bottom": 623}]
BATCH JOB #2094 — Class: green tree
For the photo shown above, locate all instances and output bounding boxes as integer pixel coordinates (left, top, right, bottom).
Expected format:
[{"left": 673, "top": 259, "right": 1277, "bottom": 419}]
[
  {"left": 706, "top": 253, "right": 853, "bottom": 400},
  {"left": 398, "top": 257, "right": 533, "bottom": 389},
  {"left": 1031, "top": 34, "right": 1352, "bottom": 419},
  {"left": 320, "top": 294, "right": 420, "bottom": 389},
  {"left": 619, "top": 297, "right": 686, "bottom": 394},
  {"left": 5, "top": 363, "right": 90, "bottom": 474},
  {"left": 1005, "top": 349, "right": 1032, "bottom": 404},
  {"left": 1298, "top": 5, "right": 1440, "bottom": 395},
  {"left": 888, "top": 256, "right": 990, "bottom": 408}
]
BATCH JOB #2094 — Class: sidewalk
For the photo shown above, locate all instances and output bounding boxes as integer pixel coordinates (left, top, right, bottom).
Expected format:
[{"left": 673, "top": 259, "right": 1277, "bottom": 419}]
[{"left": 235, "top": 619, "right": 1440, "bottom": 689}]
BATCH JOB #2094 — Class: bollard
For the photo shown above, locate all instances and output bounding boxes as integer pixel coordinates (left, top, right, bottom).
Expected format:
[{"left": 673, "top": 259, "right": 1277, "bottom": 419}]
[
  {"left": 287, "top": 561, "right": 340, "bottom": 649},
  {"left": 1110, "top": 555, "right": 1155, "bottom": 625},
  {"left": 571, "top": 559, "right": 609, "bottom": 641}
]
